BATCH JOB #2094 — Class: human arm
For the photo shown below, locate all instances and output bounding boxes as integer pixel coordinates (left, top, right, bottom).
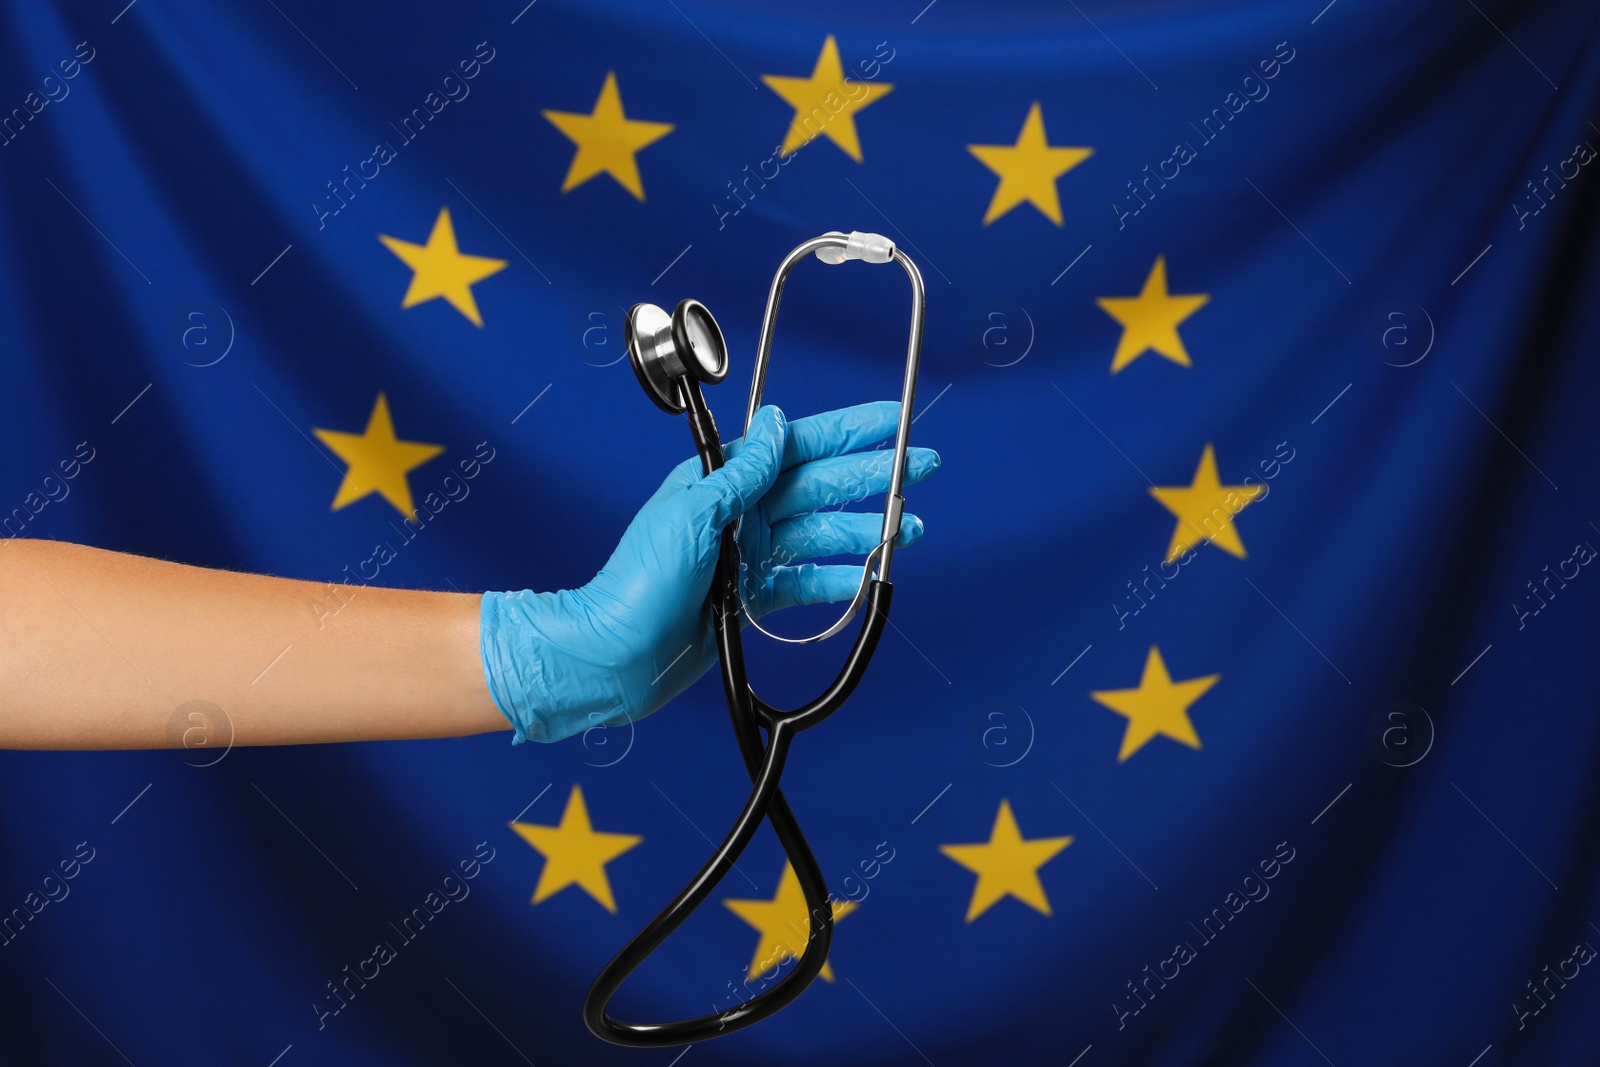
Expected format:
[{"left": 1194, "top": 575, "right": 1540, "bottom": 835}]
[
  {"left": 0, "top": 537, "right": 500, "bottom": 749},
  {"left": 0, "top": 401, "right": 937, "bottom": 750}
]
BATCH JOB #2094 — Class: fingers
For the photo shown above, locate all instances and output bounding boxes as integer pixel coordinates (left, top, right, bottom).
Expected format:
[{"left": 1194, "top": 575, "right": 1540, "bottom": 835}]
[
  {"left": 761, "top": 445, "right": 941, "bottom": 522},
  {"left": 725, "top": 400, "right": 902, "bottom": 472},
  {"left": 779, "top": 401, "right": 901, "bottom": 470},
  {"left": 699, "top": 406, "right": 787, "bottom": 528},
  {"left": 765, "top": 563, "right": 864, "bottom": 613},
  {"left": 768, "top": 510, "right": 924, "bottom": 562}
]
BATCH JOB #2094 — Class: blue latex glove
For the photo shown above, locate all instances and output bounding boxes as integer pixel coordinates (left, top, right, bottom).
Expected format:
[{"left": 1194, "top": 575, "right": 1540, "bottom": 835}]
[{"left": 480, "top": 401, "right": 939, "bottom": 743}]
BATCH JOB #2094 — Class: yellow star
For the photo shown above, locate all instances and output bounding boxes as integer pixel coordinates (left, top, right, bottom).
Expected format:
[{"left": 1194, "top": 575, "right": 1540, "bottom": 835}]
[
  {"left": 312, "top": 392, "right": 444, "bottom": 518},
  {"left": 542, "top": 71, "right": 674, "bottom": 200},
  {"left": 1090, "top": 646, "right": 1220, "bottom": 762},
  {"left": 1096, "top": 256, "right": 1211, "bottom": 372},
  {"left": 1148, "top": 443, "right": 1265, "bottom": 563},
  {"left": 966, "top": 102, "right": 1092, "bottom": 225},
  {"left": 762, "top": 36, "right": 894, "bottom": 162},
  {"left": 378, "top": 207, "right": 506, "bottom": 327},
  {"left": 939, "top": 800, "right": 1073, "bottom": 922},
  {"left": 724, "top": 863, "right": 857, "bottom": 983},
  {"left": 510, "top": 785, "right": 641, "bottom": 913}
]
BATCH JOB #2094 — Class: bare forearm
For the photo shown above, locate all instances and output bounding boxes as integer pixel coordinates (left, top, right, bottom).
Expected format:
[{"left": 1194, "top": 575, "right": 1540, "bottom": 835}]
[{"left": 0, "top": 539, "right": 508, "bottom": 749}]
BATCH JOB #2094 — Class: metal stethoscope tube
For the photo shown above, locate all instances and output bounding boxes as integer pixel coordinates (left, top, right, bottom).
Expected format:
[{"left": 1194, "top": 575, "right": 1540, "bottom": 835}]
[{"left": 585, "top": 232, "right": 924, "bottom": 1046}]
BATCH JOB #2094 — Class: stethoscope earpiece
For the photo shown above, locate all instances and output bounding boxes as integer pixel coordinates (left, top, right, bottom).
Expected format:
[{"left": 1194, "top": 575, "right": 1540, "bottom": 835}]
[{"left": 624, "top": 299, "right": 728, "bottom": 415}]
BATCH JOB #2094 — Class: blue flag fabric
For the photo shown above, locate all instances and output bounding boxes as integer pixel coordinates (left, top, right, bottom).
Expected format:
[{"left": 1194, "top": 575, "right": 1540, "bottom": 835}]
[{"left": 2, "top": 1, "right": 1599, "bottom": 1064}]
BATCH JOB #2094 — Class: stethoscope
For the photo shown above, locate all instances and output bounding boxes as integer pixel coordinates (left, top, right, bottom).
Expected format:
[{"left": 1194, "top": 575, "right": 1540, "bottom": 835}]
[{"left": 583, "top": 231, "right": 925, "bottom": 1046}]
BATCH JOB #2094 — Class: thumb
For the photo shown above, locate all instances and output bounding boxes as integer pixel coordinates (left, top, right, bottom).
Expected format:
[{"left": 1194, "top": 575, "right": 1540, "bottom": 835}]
[{"left": 701, "top": 405, "right": 786, "bottom": 528}]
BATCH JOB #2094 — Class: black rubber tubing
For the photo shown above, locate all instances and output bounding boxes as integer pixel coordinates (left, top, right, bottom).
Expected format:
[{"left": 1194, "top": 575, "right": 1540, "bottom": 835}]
[{"left": 583, "top": 380, "right": 892, "bottom": 1046}]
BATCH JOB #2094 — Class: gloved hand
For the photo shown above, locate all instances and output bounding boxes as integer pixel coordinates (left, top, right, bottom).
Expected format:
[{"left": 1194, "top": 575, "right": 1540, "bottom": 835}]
[{"left": 480, "top": 401, "right": 939, "bottom": 743}]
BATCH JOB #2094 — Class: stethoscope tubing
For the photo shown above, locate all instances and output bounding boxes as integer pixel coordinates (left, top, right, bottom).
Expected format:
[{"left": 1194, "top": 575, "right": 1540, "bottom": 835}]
[{"left": 583, "top": 380, "right": 892, "bottom": 1046}]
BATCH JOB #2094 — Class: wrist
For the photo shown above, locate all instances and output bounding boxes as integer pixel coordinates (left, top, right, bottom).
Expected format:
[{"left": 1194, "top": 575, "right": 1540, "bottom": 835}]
[{"left": 479, "top": 588, "right": 629, "bottom": 744}]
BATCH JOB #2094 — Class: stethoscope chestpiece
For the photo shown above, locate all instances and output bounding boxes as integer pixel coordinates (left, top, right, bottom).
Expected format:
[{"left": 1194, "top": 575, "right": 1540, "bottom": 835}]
[{"left": 625, "top": 298, "right": 728, "bottom": 414}]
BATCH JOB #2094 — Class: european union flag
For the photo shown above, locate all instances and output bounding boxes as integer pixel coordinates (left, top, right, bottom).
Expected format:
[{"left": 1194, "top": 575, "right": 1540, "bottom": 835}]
[{"left": 2, "top": 0, "right": 1598, "bottom": 1064}]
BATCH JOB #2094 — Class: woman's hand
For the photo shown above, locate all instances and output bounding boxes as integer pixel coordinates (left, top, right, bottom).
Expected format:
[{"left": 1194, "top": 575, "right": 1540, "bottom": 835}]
[{"left": 479, "top": 401, "right": 939, "bottom": 743}]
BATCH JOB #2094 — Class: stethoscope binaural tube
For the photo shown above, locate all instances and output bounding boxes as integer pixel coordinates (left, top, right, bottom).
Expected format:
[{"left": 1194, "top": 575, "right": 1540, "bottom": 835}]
[{"left": 585, "top": 233, "right": 916, "bottom": 1047}]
